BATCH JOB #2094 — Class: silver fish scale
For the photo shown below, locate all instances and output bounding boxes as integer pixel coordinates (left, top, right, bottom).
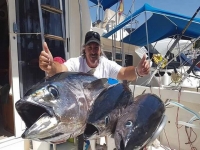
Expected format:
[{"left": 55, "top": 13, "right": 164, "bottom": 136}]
[{"left": 15, "top": 72, "right": 107, "bottom": 143}]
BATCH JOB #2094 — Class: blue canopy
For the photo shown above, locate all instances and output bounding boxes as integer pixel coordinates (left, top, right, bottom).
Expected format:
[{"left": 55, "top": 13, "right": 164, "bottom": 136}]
[
  {"left": 103, "top": 4, "right": 200, "bottom": 46},
  {"left": 89, "top": 0, "right": 119, "bottom": 10}
]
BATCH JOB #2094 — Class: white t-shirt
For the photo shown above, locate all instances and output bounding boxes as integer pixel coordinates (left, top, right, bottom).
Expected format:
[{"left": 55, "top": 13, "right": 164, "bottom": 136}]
[{"left": 64, "top": 56, "right": 122, "bottom": 79}]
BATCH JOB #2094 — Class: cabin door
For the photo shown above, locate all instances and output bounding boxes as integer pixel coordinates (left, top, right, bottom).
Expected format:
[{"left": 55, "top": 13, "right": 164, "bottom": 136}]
[
  {"left": 6, "top": 0, "right": 28, "bottom": 137},
  {"left": 8, "top": 0, "right": 67, "bottom": 137},
  {"left": 0, "top": 0, "right": 15, "bottom": 140}
]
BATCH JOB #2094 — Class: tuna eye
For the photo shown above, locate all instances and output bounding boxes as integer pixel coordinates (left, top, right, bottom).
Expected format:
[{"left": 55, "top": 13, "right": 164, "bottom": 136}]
[
  {"left": 47, "top": 85, "right": 59, "bottom": 98},
  {"left": 105, "top": 116, "right": 110, "bottom": 125},
  {"left": 125, "top": 121, "right": 133, "bottom": 127}
]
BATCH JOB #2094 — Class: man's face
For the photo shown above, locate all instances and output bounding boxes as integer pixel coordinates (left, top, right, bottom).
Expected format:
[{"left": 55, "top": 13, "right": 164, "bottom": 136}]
[{"left": 85, "top": 42, "right": 101, "bottom": 68}]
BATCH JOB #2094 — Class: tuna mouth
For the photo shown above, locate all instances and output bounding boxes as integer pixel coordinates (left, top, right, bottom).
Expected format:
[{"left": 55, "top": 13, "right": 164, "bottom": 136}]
[
  {"left": 115, "top": 132, "right": 126, "bottom": 150},
  {"left": 120, "top": 140, "right": 125, "bottom": 150},
  {"left": 15, "top": 100, "right": 54, "bottom": 128},
  {"left": 83, "top": 123, "right": 99, "bottom": 139}
]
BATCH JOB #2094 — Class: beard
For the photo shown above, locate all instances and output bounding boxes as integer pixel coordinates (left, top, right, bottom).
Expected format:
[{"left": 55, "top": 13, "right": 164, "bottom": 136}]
[{"left": 87, "top": 54, "right": 100, "bottom": 68}]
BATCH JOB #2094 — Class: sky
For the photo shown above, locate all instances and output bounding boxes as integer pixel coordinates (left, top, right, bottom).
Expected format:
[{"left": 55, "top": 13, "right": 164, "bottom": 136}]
[{"left": 88, "top": 0, "right": 200, "bottom": 23}]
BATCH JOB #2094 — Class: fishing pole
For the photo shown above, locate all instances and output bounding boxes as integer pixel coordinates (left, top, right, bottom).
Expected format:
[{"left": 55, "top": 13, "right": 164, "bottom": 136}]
[
  {"left": 165, "top": 6, "right": 200, "bottom": 58},
  {"left": 145, "top": 36, "right": 200, "bottom": 85},
  {"left": 165, "top": 36, "right": 200, "bottom": 67},
  {"left": 146, "top": 6, "right": 200, "bottom": 85}
]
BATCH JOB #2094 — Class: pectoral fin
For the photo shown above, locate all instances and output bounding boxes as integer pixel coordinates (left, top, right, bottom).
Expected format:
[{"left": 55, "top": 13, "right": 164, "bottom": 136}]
[{"left": 83, "top": 78, "right": 108, "bottom": 89}]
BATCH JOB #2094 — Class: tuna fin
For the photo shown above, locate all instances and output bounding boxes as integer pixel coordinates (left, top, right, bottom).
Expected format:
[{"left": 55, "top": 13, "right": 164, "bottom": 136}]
[{"left": 83, "top": 78, "right": 108, "bottom": 89}]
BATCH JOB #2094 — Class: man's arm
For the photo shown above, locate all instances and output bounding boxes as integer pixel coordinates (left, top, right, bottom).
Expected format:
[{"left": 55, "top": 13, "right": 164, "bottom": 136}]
[
  {"left": 117, "top": 55, "right": 150, "bottom": 81},
  {"left": 47, "top": 61, "right": 68, "bottom": 77},
  {"left": 39, "top": 42, "right": 68, "bottom": 77},
  {"left": 117, "top": 66, "right": 137, "bottom": 81}
]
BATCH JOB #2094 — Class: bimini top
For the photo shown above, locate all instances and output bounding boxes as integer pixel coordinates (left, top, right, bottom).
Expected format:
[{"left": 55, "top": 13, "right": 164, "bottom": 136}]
[
  {"left": 89, "top": 0, "right": 119, "bottom": 10},
  {"left": 103, "top": 3, "right": 200, "bottom": 46}
]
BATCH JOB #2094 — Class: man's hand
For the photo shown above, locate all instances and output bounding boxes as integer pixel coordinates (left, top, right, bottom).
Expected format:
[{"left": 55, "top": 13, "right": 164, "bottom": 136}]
[
  {"left": 39, "top": 42, "right": 53, "bottom": 74},
  {"left": 137, "top": 55, "right": 150, "bottom": 77}
]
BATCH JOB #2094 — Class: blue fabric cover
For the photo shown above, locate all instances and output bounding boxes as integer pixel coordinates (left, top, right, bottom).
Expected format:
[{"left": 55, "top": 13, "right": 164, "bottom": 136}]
[
  {"left": 103, "top": 4, "right": 200, "bottom": 46},
  {"left": 108, "top": 78, "right": 119, "bottom": 85}
]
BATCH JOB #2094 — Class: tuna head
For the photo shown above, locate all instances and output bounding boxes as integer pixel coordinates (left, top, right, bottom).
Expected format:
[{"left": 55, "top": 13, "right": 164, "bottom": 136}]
[
  {"left": 15, "top": 72, "right": 107, "bottom": 144},
  {"left": 114, "top": 93, "right": 166, "bottom": 150},
  {"left": 84, "top": 83, "right": 133, "bottom": 140}
]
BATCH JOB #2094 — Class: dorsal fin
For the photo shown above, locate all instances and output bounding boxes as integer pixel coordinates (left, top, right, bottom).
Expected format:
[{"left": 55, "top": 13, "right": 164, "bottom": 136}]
[{"left": 83, "top": 78, "right": 108, "bottom": 89}]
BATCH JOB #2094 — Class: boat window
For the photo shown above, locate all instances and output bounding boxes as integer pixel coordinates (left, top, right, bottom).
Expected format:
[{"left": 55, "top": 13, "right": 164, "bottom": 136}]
[
  {"left": 116, "top": 53, "right": 133, "bottom": 66},
  {"left": 125, "top": 54, "right": 133, "bottom": 66},
  {"left": 104, "top": 51, "right": 112, "bottom": 60},
  {"left": 104, "top": 51, "right": 133, "bottom": 67},
  {"left": 116, "top": 53, "right": 122, "bottom": 65},
  {"left": 16, "top": 0, "right": 66, "bottom": 96}
]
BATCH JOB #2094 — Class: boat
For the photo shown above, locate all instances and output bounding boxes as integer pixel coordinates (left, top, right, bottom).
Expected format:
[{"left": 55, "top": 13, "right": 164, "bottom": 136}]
[{"left": 0, "top": 0, "right": 200, "bottom": 150}]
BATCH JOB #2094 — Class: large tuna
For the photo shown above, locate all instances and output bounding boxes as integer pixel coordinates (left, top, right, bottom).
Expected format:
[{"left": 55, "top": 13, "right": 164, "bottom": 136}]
[
  {"left": 15, "top": 72, "right": 108, "bottom": 144},
  {"left": 84, "top": 83, "right": 133, "bottom": 140},
  {"left": 114, "top": 93, "right": 166, "bottom": 150}
]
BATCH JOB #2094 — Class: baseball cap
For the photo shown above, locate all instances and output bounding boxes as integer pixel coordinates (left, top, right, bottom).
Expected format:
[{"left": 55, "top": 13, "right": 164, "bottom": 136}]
[{"left": 84, "top": 31, "right": 101, "bottom": 45}]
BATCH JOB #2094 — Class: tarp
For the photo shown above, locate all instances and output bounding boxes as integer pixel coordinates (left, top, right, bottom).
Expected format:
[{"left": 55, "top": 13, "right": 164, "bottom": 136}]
[
  {"left": 103, "top": 3, "right": 200, "bottom": 46},
  {"left": 89, "top": 0, "right": 119, "bottom": 10}
]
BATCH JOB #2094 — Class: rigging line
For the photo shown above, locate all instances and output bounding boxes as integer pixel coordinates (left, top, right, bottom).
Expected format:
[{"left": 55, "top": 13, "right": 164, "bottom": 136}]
[
  {"left": 126, "top": 0, "right": 136, "bottom": 17},
  {"left": 176, "top": 89, "right": 181, "bottom": 150},
  {"left": 174, "top": 54, "right": 200, "bottom": 88},
  {"left": 163, "top": 15, "right": 178, "bottom": 28},
  {"left": 182, "top": 61, "right": 193, "bottom": 70},
  {"left": 144, "top": 11, "right": 150, "bottom": 61},
  {"left": 138, "top": 71, "right": 155, "bottom": 86},
  {"left": 164, "top": 6, "right": 200, "bottom": 59},
  {"left": 166, "top": 36, "right": 177, "bottom": 56},
  {"left": 176, "top": 107, "right": 181, "bottom": 150},
  {"left": 178, "top": 57, "right": 195, "bottom": 71},
  {"left": 169, "top": 38, "right": 196, "bottom": 66},
  {"left": 158, "top": 75, "right": 161, "bottom": 98},
  {"left": 146, "top": 6, "right": 200, "bottom": 85},
  {"left": 185, "top": 127, "right": 197, "bottom": 150},
  {"left": 175, "top": 41, "right": 187, "bottom": 74},
  {"left": 115, "top": 0, "right": 120, "bottom": 14},
  {"left": 37, "top": 0, "right": 45, "bottom": 47},
  {"left": 187, "top": 53, "right": 200, "bottom": 74},
  {"left": 96, "top": 0, "right": 103, "bottom": 20},
  {"left": 77, "top": 0, "right": 83, "bottom": 53},
  {"left": 152, "top": 41, "right": 158, "bottom": 51},
  {"left": 163, "top": 129, "right": 172, "bottom": 149},
  {"left": 146, "top": 36, "right": 200, "bottom": 86}
]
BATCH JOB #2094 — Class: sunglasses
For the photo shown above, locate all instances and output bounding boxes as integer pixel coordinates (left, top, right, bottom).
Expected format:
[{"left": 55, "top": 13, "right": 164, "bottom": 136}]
[{"left": 85, "top": 31, "right": 100, "bottom": 43}]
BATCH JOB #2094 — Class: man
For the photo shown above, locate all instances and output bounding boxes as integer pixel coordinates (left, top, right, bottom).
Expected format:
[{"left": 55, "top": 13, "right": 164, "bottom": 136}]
[{"left": 39, "top": 31, "right": 150, "bottom": 80}]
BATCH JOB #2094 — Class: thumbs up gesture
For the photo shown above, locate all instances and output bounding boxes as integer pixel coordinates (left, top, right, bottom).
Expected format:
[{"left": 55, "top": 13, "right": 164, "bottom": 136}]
[
  {"left": 39, "top": 42, "right": 53, "bottom": 74},
  {"left": 136, "top": 54, "right": 150, "bottom": 77}
]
